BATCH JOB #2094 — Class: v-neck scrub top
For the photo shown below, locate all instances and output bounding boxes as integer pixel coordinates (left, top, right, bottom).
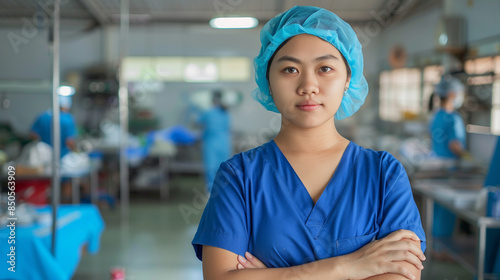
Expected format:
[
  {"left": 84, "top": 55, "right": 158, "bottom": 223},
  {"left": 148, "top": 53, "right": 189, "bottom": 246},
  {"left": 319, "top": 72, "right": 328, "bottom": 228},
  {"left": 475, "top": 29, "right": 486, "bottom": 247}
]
[{"left": 192, "top": 140, "right": 426, "bottom": 268}]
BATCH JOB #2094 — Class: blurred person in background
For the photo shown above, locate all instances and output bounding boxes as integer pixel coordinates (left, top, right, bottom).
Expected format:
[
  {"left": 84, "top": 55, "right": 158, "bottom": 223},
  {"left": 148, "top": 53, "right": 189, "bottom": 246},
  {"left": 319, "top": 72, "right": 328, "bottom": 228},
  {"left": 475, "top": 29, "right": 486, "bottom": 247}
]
[
  {"left": 429, "top": 74, "right": 467, "bottom": 160},
  {"left": 30, "top": 95, "right": 77, "bottom": 157},
  {"left": 30, "top": 94, "right": 77, "bottom": 202},
  {"left": 198, "top": 90, "right": 231, "bottom": 193},
  {"left": 428, "top": 74, "right": 468, "bottom": 259}
]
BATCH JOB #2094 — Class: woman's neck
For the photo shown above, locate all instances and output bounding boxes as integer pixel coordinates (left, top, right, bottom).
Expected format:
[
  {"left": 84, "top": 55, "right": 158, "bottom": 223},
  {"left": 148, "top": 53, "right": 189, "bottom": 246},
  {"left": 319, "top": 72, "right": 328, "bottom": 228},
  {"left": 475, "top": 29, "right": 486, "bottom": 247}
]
[{"left": 274, "top": 120, "right": 346, "bottom": 154}]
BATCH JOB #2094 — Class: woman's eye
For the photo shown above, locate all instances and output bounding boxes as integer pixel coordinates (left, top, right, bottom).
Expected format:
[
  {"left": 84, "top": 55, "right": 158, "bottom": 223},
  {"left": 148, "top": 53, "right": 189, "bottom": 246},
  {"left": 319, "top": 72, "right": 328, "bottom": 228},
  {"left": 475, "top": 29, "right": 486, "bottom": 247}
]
[
  {"left": 283, "top": 67, "right": 298, "bottom": 74},
  {"left": 319, "top": 66, "right": 333, "bottom": 73}
]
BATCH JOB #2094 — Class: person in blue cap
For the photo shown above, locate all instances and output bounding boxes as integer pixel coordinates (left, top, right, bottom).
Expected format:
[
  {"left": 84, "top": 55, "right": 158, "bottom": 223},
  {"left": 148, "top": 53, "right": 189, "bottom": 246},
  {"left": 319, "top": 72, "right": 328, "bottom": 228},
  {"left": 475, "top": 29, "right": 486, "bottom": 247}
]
[
  {"left": 429, "top": 74, "right": 467, "bottom": 159},
  {"left": 193, "top": 6, "right": 426, "bottom": 279},
  {"left": 30, "top": 95, "right": 77, "bottom": 158}
]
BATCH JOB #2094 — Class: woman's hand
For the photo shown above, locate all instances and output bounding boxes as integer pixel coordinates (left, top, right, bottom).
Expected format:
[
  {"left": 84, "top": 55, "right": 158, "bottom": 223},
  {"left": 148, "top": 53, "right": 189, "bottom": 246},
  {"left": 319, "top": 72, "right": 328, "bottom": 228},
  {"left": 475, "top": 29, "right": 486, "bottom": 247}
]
[
  {"left": 237, "top": 229, "right": 424, "bottom": 279},
  {"left": 237, "top": 252, "right": 267, "bottom": 270},
  {"left": 338, "top": 229, "right": 425, "bottom": 280}
]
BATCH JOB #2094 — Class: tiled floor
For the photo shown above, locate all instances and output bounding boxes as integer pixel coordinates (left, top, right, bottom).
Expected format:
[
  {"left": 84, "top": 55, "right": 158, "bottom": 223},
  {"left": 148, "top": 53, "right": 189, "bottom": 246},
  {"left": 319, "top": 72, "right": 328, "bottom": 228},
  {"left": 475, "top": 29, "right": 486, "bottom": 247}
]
[
  {"left": 73, "top": 176, "right": 205, "bottom": 280},
  {"left": 73, "top": 175, "right": 474, "bottom": 280}
]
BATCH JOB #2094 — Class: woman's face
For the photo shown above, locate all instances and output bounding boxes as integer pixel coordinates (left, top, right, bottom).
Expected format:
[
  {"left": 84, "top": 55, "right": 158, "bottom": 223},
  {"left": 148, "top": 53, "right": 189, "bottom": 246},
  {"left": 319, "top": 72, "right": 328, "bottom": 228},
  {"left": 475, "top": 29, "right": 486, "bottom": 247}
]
[{"left": 268, "top": 34, "right": 350, "bottom": 129}]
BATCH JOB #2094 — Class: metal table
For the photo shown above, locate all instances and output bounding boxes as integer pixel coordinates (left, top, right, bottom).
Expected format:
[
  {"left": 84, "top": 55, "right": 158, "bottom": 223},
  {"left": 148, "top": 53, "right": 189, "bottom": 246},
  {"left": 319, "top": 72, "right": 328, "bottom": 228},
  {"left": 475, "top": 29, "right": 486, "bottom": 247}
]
[{"left": 413, "top": 179, "right": 500, "bottom": 280}]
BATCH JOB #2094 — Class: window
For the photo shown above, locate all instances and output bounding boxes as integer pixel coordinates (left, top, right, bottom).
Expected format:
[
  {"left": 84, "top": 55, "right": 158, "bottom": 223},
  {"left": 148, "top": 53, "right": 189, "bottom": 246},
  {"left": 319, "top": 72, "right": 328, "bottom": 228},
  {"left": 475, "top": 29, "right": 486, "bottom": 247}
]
[
  {"left": 465, "top": 55, "right": 500, "bottom": 135},
  {"left": 465, "top": 57, "right": 494, "bottom": 74},
  {"left": 121, "top": 56, "right": 251, "bottom": 83},
  {"left": 492, "top": 56, "right": 500, "bottom": 135},
  {"left": 379, "top": 68, "right": 421, "bottom": 121},
  {"left": 492, "top": 79, "right": 500, "bottom": 135}
]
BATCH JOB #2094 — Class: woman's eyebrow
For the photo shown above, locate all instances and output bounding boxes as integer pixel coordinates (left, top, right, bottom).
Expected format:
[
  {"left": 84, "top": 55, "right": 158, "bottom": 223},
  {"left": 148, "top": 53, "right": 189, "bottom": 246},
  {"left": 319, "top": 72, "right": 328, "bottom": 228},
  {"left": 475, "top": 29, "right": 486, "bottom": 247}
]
[
  {"left": 315, "top": 54, "right": 339, "bottom": 62},
  {"left": 276, "top": 55, "right": 301, "bottom": 64},
  {"left": 276, "top": 54, "right": 339, "bottom": 64}
]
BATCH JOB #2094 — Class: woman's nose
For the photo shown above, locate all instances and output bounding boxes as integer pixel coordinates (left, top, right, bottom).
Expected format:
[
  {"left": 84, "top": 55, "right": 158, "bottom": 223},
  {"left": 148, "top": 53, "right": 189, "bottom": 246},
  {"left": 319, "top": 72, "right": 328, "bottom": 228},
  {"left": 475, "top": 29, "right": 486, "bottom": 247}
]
[{"left": 297, "top": 72, "right": 319, "bottom": 95}]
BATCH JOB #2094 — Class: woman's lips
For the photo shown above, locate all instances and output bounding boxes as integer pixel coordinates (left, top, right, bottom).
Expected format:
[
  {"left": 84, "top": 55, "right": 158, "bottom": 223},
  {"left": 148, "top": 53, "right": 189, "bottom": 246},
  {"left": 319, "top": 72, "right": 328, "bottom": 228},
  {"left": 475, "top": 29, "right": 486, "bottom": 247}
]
[{"left": 296, "top": 101, "right": 321, "bottom": 111}]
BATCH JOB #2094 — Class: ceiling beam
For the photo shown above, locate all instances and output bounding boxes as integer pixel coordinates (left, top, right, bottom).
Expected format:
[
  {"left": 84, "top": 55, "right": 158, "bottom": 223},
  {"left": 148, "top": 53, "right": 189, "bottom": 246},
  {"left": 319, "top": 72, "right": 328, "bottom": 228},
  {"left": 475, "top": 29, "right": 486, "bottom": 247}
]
[{"left": 79, "top": 0, "right": 109, "bottom": 26}]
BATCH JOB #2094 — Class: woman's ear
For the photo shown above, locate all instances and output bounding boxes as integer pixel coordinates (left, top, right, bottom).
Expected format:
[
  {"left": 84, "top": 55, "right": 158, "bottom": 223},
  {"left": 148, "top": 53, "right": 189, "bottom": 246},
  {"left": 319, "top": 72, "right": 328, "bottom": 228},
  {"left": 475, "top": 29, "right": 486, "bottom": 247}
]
[{"left": 345, "top": 76, "right": 351, "bottom": 89}]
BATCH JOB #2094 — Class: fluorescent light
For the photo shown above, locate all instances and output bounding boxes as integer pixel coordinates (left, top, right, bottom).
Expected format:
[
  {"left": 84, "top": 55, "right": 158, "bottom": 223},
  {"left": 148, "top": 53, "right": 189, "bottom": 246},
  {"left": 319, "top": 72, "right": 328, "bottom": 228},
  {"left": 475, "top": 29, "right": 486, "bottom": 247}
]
[
  {"left": 57, "top": 85, "right": 75, "bottom": 96},
  {"left": 209, "top": 17, "right": 258, "bottom": 29}
]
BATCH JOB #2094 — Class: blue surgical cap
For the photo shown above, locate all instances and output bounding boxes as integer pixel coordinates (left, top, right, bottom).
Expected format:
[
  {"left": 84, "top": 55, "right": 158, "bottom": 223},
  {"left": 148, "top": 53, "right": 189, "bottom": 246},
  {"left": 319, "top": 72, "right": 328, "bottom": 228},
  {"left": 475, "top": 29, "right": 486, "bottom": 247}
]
[
  {"left": 252, "top": 6, "right": 369, "bottom": 120},
  {"left": 435, "top": 75, "right": 464, "bottom": 98}
]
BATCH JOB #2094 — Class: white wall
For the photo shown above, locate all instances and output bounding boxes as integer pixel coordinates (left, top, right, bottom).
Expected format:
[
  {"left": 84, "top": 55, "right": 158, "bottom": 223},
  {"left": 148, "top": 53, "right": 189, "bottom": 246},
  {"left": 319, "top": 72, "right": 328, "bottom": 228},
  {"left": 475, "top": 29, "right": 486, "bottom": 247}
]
[
  {"left": 0, "top": 25, "right": 103, "bottom": 80},
  {"left": 364, "top": 0, "right": 500, "bottom": 88},
  {"left": 0, "top": 25, "right": 103, "bottom": 133}
]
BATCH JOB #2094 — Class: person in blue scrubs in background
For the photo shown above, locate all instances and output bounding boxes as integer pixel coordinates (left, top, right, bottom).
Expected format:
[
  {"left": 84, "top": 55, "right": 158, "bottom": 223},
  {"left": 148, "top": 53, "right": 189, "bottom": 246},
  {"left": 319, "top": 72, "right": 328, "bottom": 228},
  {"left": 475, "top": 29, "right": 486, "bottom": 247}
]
[
  {"left": 198, "top": 90, "right": 231, "bottom": 192},
  {"left": 428, "top": 75, "right": 467, "bottom": 258},
  {"left": 30, "top": 94, "right": 77, "bottom": 202},
  {"left": 193, "top": 6, "right": 426, "bottom": 280},
  {"left": 430, "top": 75, "right": 467, "bottom": 160},
  {"left": 30, "top": 95, "right": 77, "bottom": 158}
]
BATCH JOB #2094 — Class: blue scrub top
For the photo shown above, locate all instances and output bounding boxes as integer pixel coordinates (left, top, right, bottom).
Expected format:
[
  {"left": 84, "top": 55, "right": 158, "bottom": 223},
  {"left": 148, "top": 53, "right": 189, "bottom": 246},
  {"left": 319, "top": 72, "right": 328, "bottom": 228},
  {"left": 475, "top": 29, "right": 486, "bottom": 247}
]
[
  {"left": 192, "top": 140, "right": 426, "bottom": 267},
  {"left": 430, "top": 109, "right": 466, "bottom": 159},
  {"left": 31, "top": 110, "right": 77, "bottom": 158},
  {"left": 198, "top": 107, "right": 231, "bottom": 190},
  {"left": 199, "top": 107, "right": 230, "bottom": 142}
]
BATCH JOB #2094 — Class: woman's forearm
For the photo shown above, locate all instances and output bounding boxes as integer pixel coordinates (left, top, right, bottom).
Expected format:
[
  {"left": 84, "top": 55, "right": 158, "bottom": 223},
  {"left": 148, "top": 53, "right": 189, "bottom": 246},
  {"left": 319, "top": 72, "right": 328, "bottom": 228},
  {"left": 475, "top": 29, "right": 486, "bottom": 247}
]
[
  {"left": 232, "top": 231, "right": 424, "bottom": 280},
  {"left": 207, "top": 257, "right": 345, "bottom": 280}
]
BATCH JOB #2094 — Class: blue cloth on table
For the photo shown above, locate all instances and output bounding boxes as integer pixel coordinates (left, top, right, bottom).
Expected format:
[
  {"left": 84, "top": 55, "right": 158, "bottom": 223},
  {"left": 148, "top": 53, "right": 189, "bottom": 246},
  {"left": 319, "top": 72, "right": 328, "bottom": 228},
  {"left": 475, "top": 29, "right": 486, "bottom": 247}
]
[
  {"left": 192, "top": 140, "right": 425, "bottom": 267},
  {"left": 31, "top": 110, "right": 77, "bottom": 158},
  {"left": 0, "top": 204, "right": 105, "bottom": 280},
  {"left": 146, "top": 125, "right": 198, "bottom": 148}
]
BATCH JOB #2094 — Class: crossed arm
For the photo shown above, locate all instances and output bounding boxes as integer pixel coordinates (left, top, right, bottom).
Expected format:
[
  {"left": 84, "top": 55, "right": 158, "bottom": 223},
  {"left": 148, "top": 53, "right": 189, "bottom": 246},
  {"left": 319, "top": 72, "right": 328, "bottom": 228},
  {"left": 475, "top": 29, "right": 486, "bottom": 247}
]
[{"left": 202, "top": 230, "right": 424, "bottom": 280}]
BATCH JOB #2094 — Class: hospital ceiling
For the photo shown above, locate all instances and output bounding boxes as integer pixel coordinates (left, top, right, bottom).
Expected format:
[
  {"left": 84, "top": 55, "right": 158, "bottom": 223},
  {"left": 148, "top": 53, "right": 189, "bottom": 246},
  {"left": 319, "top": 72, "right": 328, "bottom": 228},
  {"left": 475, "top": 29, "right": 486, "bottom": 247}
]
[{"left": 0, "top": 0, "right": 432, "bottom": 28}]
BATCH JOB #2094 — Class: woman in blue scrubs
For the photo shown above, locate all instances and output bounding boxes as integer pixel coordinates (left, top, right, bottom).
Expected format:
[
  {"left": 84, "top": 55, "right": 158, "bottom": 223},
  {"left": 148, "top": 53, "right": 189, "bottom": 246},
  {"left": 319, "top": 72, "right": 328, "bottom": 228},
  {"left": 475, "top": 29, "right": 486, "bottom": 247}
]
[
  {"left": 429, "top": 75, "right": 467, "bottom": 160},
  {"left": 30, "top": 95, "right": 77, "bottom": 158},
  {"left": 193, "top": 6, "right": 426, "bottom": 279},
  {"left": 428, "top": 75, "right": 466, "bottom": 254}
]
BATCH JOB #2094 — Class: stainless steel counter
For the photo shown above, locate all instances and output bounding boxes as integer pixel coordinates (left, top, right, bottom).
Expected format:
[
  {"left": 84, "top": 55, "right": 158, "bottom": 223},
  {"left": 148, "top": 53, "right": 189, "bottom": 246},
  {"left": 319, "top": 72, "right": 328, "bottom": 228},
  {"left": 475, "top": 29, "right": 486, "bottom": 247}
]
[{"left": 413, "top": 178, "right": 500, "bottom": 280}]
